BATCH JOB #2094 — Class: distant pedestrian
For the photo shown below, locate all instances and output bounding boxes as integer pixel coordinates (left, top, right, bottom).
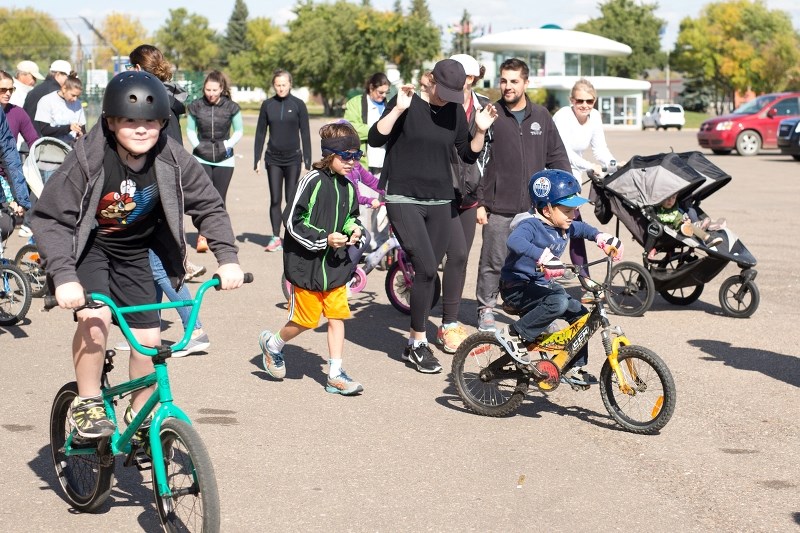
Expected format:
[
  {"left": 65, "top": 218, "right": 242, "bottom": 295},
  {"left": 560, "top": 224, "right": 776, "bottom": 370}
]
[
  {"left": 187, "top": 70, "right": 243, "bottom": 253},
  {"left": 23, "top": 59, "right": 71, "bottom": 128},
  {"left": 9, "top": 60, "right": 43, "bottom": 108},
  {"left": 253, "top": 69, "right": 311, "bottom": 252},
  {"left": 33, "top": 72, "right": 85, "bottom": 145}
]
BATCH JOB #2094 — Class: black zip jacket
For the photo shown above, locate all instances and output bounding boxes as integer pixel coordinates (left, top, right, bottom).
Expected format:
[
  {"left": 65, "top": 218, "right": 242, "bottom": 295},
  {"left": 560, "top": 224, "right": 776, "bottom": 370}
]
[
  {"left": 282, "top": 167, "right": 364, "bottom": 292},
  {"left": 477, "top": 98, "right": 571, "bottom": 216},
  {"left": 253, "top": 94, "right": 312, "bottom": 168}
]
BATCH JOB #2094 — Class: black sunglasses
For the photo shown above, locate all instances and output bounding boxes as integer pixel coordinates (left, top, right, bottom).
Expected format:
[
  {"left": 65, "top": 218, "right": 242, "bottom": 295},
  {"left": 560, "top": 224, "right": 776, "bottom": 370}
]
[
  {"left": 328, "top": 149, "right": 363, "bottom": 161},
  {"left": 573, "top": 98, "right": 595, "bottom": 105}
]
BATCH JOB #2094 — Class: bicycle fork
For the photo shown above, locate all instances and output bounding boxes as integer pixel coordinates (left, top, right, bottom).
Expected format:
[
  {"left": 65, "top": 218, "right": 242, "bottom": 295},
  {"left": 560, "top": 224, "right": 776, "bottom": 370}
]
[{"left": 600, "top": 326, "right": 638, "bottom": 395}]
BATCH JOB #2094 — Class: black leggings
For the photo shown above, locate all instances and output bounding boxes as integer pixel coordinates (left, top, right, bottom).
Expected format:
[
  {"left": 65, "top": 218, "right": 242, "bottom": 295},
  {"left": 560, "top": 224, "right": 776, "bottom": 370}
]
[
  {"left": 386, "top": 202, "right": 453, "bottom": 332},
  {"left": 201, "top": 164, "right": 235, "bottom": 208},
  {"left": 441, "top": 205, "right": 477, "bottom": 324},
  {"left": 266, "top": 162, "right": 301, "bottom": 236}
]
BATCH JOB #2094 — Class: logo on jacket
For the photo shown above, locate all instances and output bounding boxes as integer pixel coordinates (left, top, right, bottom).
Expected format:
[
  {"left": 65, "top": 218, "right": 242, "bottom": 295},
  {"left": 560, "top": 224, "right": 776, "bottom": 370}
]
[{"left": 530, "top": 122, "right": 542, "bottom": 136}]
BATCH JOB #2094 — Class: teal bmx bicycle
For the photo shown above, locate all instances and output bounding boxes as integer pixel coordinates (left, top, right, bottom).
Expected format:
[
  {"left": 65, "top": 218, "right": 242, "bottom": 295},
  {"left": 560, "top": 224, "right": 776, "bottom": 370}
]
[{"left": 47, "top": 273, "right": 252, "bottom": 531}]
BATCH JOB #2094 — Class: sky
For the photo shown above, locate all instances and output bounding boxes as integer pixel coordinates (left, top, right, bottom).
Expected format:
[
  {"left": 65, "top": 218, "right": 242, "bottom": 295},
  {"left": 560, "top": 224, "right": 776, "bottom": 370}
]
[{"left": 8, "top": 0, "right": 800, "bottom": 56}]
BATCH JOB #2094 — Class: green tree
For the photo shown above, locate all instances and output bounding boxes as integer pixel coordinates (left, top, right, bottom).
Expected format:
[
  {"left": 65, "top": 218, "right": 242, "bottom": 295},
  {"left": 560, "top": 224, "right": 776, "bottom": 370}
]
[
  {"left": 221, "top": 0, "right": 250, "bottom": 66},
  {"left": 672, "top": 0, "right": 800, "bottom": 113},
  {"left": 448, "top": 10, "right": 475, "bottom": 56},
  {"left": 391, "top": 0, "right": 440, "bottom": 82},
  {"left": 0, "top": 8, "right": 72, "bottom": 68},
  {"left": 155, "top": 8, "right": 219, "bottom": 73},
  {"left": 227, "top": 17, "right": 284, "bottom": 89},
  {"left": 283, "top": 1, "right": 386, "bottom": 114},
  {"left": 574, "top": 0, "right": 665, "bottom": 78},
  {"left": 96, "top": 13, "right": 150, "bottom": 69}
]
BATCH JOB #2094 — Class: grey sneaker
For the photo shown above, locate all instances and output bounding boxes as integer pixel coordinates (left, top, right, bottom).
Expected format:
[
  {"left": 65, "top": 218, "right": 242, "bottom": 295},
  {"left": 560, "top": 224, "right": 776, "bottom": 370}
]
[
  {"left": 68, "top": 396, "right": 115, "bottom": 439},
  {"left": 562, "top": 366, "right": 598, "bottom": 385},
  {"left": 172, "top": 332, "right": 210, "bottom": 358},
  {"left": 259, "top": 330, "right": 286, "bottom": 379},
  {"left": 184, "top": 262, "right": 207, "bottom": 281},
  {"left": 478, "top": 309, "right": 496, "bottom": 331},
  {"left": 495, "top": 327, "right": 531, "bottom": 364},
  {"left": 325, "top": 370, "right": 364, "bottom": 395}
]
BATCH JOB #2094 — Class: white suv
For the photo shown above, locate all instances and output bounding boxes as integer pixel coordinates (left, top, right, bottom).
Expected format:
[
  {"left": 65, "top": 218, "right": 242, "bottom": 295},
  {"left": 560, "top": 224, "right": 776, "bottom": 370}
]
[{"left": 642, "top": 104, "right": 685, "bottom": 131}]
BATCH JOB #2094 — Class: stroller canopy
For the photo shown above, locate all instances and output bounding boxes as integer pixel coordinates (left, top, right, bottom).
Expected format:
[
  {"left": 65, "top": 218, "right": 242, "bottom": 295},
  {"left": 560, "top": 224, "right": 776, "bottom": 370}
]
[
  {"left": 676, "top": 151, "right": 732, "bottom": 204},
  {"left": 23, "top": 136, "right": 72, "bottom": 199},
  {"left": 603, "top": 152, "right": 707, "bottom": 208}
]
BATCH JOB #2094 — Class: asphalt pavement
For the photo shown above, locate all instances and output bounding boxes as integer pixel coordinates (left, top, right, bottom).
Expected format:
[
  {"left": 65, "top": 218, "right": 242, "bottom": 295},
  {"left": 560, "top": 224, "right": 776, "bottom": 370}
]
[{"left": 1, "top": 125, "right": 798, "bottom": 532}]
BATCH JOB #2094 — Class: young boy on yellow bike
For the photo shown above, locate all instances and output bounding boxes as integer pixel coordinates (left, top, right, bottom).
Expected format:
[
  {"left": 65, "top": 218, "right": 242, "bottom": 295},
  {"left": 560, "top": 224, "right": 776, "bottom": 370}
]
[{"left": 495, "top": 169, "right": 623, "bottom": 385}]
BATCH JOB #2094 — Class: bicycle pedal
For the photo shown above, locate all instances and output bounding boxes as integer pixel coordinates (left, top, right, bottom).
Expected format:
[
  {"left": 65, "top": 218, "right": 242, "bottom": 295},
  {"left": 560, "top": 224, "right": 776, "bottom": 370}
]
[{"left": 124, "top": 447, "right": 152, "bottom": 470}]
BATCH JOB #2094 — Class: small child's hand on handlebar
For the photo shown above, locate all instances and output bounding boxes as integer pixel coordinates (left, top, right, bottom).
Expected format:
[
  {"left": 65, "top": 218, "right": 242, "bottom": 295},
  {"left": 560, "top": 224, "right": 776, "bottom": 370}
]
[
  {"left": 537, "top": 248, "right": 566, "bottom": 280},
  {"left": 595, "top": 233, "right": 624, "bottom": 261}
]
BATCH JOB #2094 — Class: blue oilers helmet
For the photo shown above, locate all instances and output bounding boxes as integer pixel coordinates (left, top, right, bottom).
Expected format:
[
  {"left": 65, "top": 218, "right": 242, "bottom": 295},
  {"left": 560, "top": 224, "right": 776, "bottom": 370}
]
[{"left": 529, "top": 169, "right": 588, "bottom": 210}]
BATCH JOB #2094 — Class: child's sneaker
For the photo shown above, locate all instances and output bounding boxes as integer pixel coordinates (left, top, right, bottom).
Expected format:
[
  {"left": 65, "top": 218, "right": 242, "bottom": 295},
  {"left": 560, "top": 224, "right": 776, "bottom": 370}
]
[
  {"left": 403, "top": 343, "right": 442, "bottom": 373},
  {"left": 561, "top": 366, "right": 598, "bottom": 385},
  {"left": 123, "top": 403, "right": 152, "bottom": 447},
  {"left": 325, "top": 370, "right": 364, "bottom": 395},
  {"left": 494, "top": 327, "right": 530, "bottom": 364},
  {"left": 478, "top": 309, "right": 496, "bottom": 331},
  {"left": 68, "top": 396, "right": 115, "bottom": 439},
  {"left": 172, "top": 331, "right": 210, "bottom": 358},
  {"left": 264, "top": 236, "right": 283, "bottom": 252},
  {"left": 258, "top": 330, "right": 286, "bottom": 379},
  {"left": 707, "top": 218, "right": 726, "bottom": 232},
  {"left": 437, "top": 324, "right": 468, "bottom": 354},
  {"left": 704, "top": 235, "right": 723, "bottom": 247}
]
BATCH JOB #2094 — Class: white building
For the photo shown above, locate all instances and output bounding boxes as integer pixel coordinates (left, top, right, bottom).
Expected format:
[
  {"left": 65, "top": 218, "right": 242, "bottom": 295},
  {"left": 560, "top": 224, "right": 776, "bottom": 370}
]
[{"left": 472, "top": 26, "right": 651, "bottom": 127}]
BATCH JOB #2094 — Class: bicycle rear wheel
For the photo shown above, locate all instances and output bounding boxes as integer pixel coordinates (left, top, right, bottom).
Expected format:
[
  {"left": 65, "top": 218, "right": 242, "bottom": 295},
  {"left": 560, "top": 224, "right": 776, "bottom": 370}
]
[
  {"left": 384, "top": 262, "right": 441, "bottom": 315},
  {"left": 49, "top": 382, "right": 114, "bottom": 512},
  {"left": 0, "top": 263, "right": 32, "bottom": 325},
  {"left": 451, "top": 331, "right": 528, "bottom": 417},
  {"left": 153, "top": 418, "right": 220, "bottom": 532},
  {"left": 14, "top": 244, "right": 48, "bottom": 297},
  {"left": 599, "top": 346, "right": 676, "bottom": 434}
]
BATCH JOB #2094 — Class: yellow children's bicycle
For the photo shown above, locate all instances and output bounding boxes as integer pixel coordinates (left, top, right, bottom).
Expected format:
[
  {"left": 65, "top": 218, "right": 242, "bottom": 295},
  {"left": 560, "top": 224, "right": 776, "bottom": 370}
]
[{"left": 451, "top": 257, "right": 676, "bottom": 434}]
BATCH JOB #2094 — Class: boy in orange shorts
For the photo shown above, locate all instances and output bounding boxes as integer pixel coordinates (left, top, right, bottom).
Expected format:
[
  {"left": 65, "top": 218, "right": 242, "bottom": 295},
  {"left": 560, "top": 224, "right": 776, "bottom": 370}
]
[{"left": 259, "top": 122, "right": 365, "bottom": 394}]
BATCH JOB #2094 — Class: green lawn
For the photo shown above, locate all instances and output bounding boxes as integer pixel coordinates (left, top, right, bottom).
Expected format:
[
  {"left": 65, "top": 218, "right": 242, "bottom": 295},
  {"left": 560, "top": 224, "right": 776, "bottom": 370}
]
[{"left": 685, "top": 111, "right": 710, "bottom": 129}]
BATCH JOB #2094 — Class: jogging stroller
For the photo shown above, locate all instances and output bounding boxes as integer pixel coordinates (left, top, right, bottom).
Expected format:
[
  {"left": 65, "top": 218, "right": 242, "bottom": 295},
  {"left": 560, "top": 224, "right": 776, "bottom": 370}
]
[
  {"left": 589, "top": 151, "right": 759, "bottom": 318},
  {"left": 14, "top": 137, "right": 72, "bottom": 298}
]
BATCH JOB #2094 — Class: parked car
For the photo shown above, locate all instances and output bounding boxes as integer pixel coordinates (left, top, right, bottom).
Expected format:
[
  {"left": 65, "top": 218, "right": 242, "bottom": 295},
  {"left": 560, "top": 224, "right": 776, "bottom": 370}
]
[
  {"left": 642, "top": 104, "right": 685, "bottom": 130},
  {"left": 697, "top": 92, "right": 800, "bottom": 156},
  {"left": 777, "top": 117, "right": 800, "bottom": 161}
]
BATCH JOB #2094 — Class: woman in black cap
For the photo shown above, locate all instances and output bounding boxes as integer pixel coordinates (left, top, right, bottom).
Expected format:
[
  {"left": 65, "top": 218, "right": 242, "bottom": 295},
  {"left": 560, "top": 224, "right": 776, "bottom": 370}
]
[{"left": 368, "top": 58, "right": 497, "bottom": 374}]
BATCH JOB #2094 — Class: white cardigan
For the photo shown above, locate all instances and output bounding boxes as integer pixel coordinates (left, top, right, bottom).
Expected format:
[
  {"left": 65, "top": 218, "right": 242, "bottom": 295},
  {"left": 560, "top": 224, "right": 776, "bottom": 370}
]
[{"left": 553, "top": 106, "right": 615, "bottom": 179}]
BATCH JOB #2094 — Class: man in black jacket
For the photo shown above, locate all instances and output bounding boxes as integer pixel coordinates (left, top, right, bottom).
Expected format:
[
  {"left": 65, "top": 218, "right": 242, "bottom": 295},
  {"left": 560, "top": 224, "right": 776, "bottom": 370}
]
[
  {"left": 23, "top": 60, "right": 71, "bottom": 130},
  {"left": 474, "top": 58, "right": 571, "bottom": 331}
]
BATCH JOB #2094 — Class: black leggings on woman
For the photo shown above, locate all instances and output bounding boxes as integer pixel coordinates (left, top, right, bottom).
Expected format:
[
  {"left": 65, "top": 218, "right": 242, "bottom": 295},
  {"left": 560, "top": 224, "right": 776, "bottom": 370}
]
[
  {"left": 266, "top": 162, "right": 301, "bottom": 236},
  {"left": 386, "top": 202, "right": 454, "bottom": 332},
  {"left": 441, "top": 205, "right": 477, "bottom": 324},
  {"left": 201, "top": 164, "right": 235, "bottom": 208}
]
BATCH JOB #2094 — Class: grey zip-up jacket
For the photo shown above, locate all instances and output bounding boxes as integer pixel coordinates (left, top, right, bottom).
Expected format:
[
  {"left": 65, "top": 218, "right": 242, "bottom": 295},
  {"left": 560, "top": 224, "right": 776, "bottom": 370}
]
[{"left": 30, "top": 122, "right": 239, "bottom": 289}]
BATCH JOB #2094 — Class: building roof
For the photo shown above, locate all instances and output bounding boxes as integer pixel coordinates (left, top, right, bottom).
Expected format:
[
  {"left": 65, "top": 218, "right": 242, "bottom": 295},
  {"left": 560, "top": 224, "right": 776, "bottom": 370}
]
[{"left": 472, "top": 27, "right": 632, "bottom": 57}]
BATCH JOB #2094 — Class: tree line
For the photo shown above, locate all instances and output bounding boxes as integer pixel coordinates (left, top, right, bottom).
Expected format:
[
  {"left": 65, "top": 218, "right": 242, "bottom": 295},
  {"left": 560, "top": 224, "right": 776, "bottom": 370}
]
[{"left": 1, "top": 0, "right": 798, "bottom": 113}]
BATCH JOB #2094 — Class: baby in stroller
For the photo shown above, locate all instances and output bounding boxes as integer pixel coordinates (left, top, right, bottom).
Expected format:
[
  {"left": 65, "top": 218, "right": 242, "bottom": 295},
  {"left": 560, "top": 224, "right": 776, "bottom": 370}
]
[{"left": 650, "top": 193, "right": 725, "bottom": 258}]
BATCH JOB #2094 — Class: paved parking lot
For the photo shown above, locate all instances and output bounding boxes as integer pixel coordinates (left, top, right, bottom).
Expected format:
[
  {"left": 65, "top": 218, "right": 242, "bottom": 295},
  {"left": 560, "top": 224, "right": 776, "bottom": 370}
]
[{"left": 1, "top": 126, "right": 798, "bottom": 531}]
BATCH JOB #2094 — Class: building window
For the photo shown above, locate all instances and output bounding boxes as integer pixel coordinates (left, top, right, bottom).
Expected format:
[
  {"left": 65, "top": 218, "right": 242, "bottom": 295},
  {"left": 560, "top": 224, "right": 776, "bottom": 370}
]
[{"left": 565, "top": 53, "right": 580, "bottom": 76}]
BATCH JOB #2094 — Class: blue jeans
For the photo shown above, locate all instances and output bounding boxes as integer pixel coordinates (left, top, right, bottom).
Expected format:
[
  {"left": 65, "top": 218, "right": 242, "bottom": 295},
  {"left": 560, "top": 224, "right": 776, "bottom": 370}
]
[
  {"left": 500, "top": 280, "right": 589, "bottom": 367},
  {"left": 149, "top": 250, "right": 202, "bottom": 331}
]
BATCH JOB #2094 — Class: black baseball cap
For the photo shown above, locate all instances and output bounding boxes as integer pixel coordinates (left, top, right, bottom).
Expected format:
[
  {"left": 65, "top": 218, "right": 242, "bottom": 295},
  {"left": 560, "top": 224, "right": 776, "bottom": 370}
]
[{"left": 431, "top": 59, "right": 466, "bottom": 104}]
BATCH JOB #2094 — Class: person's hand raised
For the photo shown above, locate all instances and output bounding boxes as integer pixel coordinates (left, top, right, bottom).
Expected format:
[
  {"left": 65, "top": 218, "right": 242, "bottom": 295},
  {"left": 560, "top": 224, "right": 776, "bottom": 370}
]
[
  {"left": 396, "top": 84, "right": 415, "bottom": 111},
  {"left": 474, "top": 103, "right": 498, "bottom": 133}
]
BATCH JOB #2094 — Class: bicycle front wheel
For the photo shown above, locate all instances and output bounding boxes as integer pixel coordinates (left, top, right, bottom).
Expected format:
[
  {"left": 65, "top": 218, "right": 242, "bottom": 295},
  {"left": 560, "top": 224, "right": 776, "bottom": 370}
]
[
  {"left": 599, "top": 346, "right": 676, "bottom": 434},
  {"left": 451, "top": 331, "right": 528, "bottom": 417},
  {"left": 384, "top": 262, "right": 440, "bottom": 315},
  {"left": 0, "top": 263, "right": 32, "bottom": 325},
  {"left": 153, "top": 418, "right": 220, "bottom": 532},
  {"left": 49, "top": 382, "right": 114, "bottom": 512}
]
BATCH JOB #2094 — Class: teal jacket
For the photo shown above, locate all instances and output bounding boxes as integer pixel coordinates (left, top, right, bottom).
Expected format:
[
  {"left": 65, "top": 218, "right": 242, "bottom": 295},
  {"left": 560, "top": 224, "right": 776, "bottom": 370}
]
[{"left": 282, "top": 167, "right": 364, "bottom": 292}]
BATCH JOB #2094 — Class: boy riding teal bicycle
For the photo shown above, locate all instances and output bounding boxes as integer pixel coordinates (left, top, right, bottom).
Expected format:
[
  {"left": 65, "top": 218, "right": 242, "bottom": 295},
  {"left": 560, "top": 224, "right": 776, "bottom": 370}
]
[{"left": 31, "top": 70, "right": 245, "bottom": 440}]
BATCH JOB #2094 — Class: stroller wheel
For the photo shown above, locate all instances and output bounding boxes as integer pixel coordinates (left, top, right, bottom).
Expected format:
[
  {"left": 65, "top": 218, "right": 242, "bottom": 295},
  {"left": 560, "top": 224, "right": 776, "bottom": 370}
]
[
  {"left": 659, "top": 284, "right": 703, "bottom": 306},
  {"left": 606, "top": 261, "right": 655, "bottom": 317},
  {"left": 719, "top": 276, "right": 759, "bottom": 318}
]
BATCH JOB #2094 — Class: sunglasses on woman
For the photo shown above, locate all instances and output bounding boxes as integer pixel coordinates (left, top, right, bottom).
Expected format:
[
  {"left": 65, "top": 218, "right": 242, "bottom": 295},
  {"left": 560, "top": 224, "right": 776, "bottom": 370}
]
[
  {"left": 328, "top": 149, "right": 363, "bottom": 161},
  {"left": 573, "top": 98, "right": 595, "bottom": 105},
  {"left": 0, "top": 87, "right": 16, "bottom": 95}
]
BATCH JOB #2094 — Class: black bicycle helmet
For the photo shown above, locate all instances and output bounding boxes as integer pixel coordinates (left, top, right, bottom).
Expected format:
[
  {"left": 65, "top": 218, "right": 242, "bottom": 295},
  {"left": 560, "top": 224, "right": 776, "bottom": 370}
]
[{"left": 102, "top": 71, "right": 170, "bottom": 121}]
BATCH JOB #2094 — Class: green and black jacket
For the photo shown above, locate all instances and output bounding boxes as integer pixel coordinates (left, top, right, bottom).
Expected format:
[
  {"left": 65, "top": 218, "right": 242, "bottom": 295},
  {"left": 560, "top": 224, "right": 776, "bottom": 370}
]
[{"left": 282, "top": 167, "right": 364, "bottom": 292}]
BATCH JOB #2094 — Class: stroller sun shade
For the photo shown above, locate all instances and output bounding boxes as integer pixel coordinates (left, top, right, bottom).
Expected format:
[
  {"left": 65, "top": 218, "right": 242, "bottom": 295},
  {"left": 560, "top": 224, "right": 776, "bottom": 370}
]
[
  {"left": 602, "top": 152, "right": 707, "bottom": 209},
  {"left": 676, "top": 151, "right": 732, "bottom": 204}
]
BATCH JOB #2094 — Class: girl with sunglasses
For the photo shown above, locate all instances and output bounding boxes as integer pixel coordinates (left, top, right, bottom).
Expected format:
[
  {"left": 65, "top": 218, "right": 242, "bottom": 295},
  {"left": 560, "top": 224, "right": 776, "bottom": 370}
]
[{"left": 553, "top": 78, "right": 618, "bottom": 284}]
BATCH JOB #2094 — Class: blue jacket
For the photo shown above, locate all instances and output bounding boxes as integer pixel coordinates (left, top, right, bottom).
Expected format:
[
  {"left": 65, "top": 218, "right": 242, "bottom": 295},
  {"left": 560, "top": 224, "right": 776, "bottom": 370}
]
[
  {"left": 500, "top": 211, "right": 599, "bottom": 286},
  {"left": 0, "top": 108, "right": 30, "bottom": 209}
]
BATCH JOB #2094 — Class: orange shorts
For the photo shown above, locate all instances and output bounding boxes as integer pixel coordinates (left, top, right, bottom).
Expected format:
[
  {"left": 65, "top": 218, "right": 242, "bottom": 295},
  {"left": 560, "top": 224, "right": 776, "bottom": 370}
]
[{"left": 288, "top": 285, "right": 350, "bottom": 329}]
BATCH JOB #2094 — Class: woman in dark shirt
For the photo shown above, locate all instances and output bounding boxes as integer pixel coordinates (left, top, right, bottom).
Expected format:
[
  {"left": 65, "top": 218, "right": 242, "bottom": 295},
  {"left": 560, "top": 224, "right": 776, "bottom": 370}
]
[
  {"left": 368, "top": 59, "right": 496, "bottom": 374},
  {"left": 253, "top": 69, "right": 311, "bottom": 252}
]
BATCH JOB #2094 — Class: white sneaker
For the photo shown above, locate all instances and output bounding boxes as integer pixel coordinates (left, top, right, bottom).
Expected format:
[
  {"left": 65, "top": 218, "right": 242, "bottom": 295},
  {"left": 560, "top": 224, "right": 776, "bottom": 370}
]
[
  {"left": 172, "top": 332, "right": 210, "bottom": 358},
  {"left": 18, "top": 225, "right": 33, "bottom": 238}
]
